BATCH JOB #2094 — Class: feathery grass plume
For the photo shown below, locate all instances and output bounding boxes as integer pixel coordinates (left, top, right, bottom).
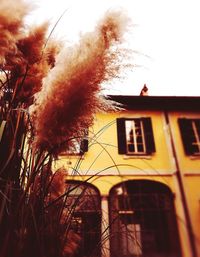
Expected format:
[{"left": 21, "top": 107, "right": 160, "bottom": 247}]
[
  {"left": 0, "top": 0, "right": 30, "bottom": 66},
  {"left": 15, "top": 24, "right": 62, "bottom": 104},
  {"left": 31, "top": 9, "right": 130, "bottom": 152},
  {"left": 0, "top": 0, "right": 61, "bottom": 105},
  {"left": 17, "top": 22, "right": 50, "bottom": 65},
  {"left": 2, "top": 21, "right": 62, "bottom": 105}
]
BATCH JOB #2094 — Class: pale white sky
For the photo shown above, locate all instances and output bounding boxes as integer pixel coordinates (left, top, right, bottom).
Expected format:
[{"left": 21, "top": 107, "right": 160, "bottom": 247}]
[{"left": 27, "top": 0, "right": 200, "bottom": 96}]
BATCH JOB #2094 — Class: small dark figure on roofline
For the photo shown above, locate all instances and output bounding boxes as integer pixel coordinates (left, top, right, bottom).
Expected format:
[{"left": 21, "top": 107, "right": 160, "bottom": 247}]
[{"left": 140, "top": 84, "right": 148, "bottom": 96}]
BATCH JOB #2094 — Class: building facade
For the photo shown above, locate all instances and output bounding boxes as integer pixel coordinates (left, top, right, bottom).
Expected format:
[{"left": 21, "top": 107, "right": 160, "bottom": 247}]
[{"left": 55, "top": 95, "right": 200, "bottom": 257}]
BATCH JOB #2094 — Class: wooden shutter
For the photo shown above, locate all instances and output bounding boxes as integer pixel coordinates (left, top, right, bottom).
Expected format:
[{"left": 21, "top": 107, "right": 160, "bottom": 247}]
[
  {"left": 116, "top": 118, "right": 126, "bottom": 154},
  {"left": 142, "top": 118, "right": 156, "bottom": 154},
  {"left": 80, "top": 139, "right": 88, "bottom": 154},
  {"left": 195, "top": 119, "right": 200, "bottom": 136},
  {"left": 80, "top": 129, "right": 89, "bottom": 154},
  {"left": 178, "top": 118, "right": 194, "bottom": 155}
]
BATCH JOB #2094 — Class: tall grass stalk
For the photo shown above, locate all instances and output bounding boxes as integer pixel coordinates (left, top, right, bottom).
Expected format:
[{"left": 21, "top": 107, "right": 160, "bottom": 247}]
[{"left": 0, "top": 0, "right": 131, "bottom": 256}]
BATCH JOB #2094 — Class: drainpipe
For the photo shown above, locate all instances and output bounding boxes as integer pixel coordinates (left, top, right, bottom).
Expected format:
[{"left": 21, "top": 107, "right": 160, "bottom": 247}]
[{"left": 164, "top": 111, "right": 197, "bottom": 257}]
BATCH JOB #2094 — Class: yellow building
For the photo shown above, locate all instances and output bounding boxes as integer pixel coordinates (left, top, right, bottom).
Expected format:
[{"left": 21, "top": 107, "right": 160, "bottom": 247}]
[{"left": 55, "top": 95, "right": 200, "bottom": 257}]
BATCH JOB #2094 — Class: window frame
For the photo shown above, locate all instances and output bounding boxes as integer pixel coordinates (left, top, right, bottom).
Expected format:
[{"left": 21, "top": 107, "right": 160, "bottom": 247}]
[
  {"left": 178, "top": 118, "right": 200, "bottom": 156},
  {"left": 116, "top": 117, "right": 156, "bottom": 156}
]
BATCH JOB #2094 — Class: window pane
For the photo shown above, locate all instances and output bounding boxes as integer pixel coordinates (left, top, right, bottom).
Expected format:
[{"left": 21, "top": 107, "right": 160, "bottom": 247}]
[
  {"left": 136, "top": 128, "right": 142, "bottom": 135},
  {"left": 134, "top": 120, "right": 140, "bottom": 127},
  {"left": 125, "top": 120, "right": 133, "bottom": 142},
  {"left": 191, "top": 144, "right": 199, "bottom": 154},
  {"left": 109, "top": 181, "right": 182, "bottom": 257},
  {"left": 121, "top": 223, "right": 142, "bottom": 256},
  {"left": 128, "top": 144, "right": 135, "bottom": 152},
  {"left": 137, "top": 144, "right": 144, "bottom": 152},
  {"left": 136, "top": 135, "right": 143, "bottom": 143}
]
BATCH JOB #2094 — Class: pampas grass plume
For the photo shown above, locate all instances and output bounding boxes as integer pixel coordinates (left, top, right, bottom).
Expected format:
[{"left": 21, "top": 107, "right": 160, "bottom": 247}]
[
  {"left": 31, "top": 10, "right": 130, "bottom": 152},
  {"left": 16, "top": 24, "right": 61, "bottom": 103},
  {"left": 0, "top": 0, "right": 30, "bottom": 65}
]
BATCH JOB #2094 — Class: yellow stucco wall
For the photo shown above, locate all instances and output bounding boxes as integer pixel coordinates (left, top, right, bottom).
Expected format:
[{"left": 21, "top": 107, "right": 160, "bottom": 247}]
[
  {"left": 168, "top": 111, "right": 200, "bottom": 257},
  {"left": 56, "top": 110, "right": 175, "bottom": 175},
  {"left": 53, "top": 109, "right": 200, "bottom": 257},
  {"left": 64, "top": 174, "right": 194, "bottom": 257}
]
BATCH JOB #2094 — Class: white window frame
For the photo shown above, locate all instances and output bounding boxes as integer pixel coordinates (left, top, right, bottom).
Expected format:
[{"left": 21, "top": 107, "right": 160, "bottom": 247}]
[{"left": 125, "top": 119, "right": 146, "bottom": 154}]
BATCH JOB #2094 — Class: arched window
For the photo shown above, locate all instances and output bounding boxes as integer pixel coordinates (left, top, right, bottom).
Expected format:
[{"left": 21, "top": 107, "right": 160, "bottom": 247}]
[
  {"left": 109, "top": 180, "right": 182, "bottom": 257},
  {"left": 65, "top": 181, "right": 101, "bottom": 257}
]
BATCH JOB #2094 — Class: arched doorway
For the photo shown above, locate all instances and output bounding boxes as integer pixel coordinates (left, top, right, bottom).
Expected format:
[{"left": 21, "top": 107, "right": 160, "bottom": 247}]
[
  {"left": 109, "top": 180, "right": 182, "bottom": 257},
  {"left": 65, "top": 181, "right": 101, "bottom": 257}
]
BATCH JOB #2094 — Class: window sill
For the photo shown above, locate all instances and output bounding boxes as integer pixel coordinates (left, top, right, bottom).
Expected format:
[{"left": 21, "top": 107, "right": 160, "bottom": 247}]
[
  {"left": 189, "top": 155, "right": 200, "bottom": 160},
  {"left": 123, "top": 155, "right": 152, "bottom": 160},
  {"left": 58, "top": 154, "right": 85, "bottom": 160}
]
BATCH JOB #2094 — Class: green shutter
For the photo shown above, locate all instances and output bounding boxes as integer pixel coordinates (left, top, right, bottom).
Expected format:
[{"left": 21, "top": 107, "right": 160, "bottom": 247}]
[
  {"left": 142, "top": 118, "right": 156, "bottom": 154},
  {"left": 178, "top": 118, "right": 194, "bottom": 155},
  {"left": 116, "top": 118, "right": 126, "bottom": 154},
  {"left": 80, "top": 139, "right": 88, "bottom": 154}
]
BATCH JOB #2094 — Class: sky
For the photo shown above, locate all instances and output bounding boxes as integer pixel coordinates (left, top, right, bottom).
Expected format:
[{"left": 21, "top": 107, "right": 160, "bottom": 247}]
[{"left": 26, "top": 0, "right": 200, "bottom": 96}]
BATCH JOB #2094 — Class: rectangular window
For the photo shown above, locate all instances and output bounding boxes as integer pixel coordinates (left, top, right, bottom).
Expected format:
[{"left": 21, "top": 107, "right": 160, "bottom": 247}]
[
  {"left": 178, "top": 118, "right": 200, "bottom": 155},
  {"left": 125, "top": 119, "right": 146, "bottom": 154},
  {"left": 117, "top": 117, "right": 156, "bottom": 155}
]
